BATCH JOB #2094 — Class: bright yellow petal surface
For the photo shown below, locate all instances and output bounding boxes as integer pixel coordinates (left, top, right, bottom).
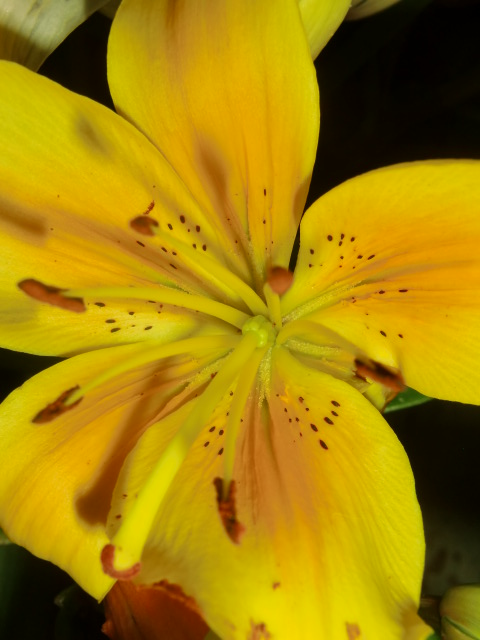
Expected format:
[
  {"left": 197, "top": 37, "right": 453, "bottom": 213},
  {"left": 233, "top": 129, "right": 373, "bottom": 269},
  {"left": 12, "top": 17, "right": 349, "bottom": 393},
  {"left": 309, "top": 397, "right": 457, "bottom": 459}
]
[
  {"left": 0, "top": 62, "right": 243, "bottom": 356},
  {"left": 283, "top": 161, "right": 480, "bottom": 404},
  {"left": 0, "top": 341, "right": 227, "bottom": 599},
  {"left": 108, "top": 0, "right": 319, "bottom": 285},
  {"left": 298, "top": 0, "right": 351, "bottom": 59},
  {"left": 0, "top": 0, "right": 109, "bottom": 70},
  {"left": 107, "top": 347, "right": 431, "bottom": 639}
]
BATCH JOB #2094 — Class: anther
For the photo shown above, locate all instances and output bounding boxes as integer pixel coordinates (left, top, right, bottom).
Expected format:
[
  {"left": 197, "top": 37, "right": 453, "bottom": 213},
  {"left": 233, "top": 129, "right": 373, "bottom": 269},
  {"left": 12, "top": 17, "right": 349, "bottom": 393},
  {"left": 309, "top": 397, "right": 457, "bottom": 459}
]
[
  {"left": 18, "top": 279, "right": 85, "bottom": 313},
  {"left": 130, "top": 215, "right": 159, "bottom": 236},
  {"left": 267, "top": 266, "right": 293, "bottom": 295}
]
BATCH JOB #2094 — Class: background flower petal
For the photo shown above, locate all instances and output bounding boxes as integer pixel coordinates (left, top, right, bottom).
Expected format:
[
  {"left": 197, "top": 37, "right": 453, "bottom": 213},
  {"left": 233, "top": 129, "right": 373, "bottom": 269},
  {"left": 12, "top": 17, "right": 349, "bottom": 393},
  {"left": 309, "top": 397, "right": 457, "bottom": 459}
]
[
  {"left": 0, "top": 0, "right": 110, "bottom": 70},
  {"left": 108, "top": 0, "right": 319, "bottom": 285},
  {"left": 283, "top": 160, "right": 480, "bottom": 405},
  {"left": 298, "top": 0, "right": 351, "bottom": 59}
]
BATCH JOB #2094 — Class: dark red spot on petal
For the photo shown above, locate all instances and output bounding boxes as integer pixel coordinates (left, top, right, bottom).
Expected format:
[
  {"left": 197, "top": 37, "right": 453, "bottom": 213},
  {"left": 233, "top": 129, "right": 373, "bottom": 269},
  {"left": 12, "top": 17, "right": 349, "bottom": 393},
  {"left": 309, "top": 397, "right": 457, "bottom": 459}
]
[
  {"left": 18, "top": 279, "right": 85, "bottom": 313},
  {"left": 331, "top": 400, "right": 340, "bottom": 407},
  {"left": 310, "top": 423, "right": 318, "bottom": 432},
  {"left": 319, "top": 440, "right": 328, "bottom": 450},
  {"left": 101, "top": 544, "right": 141, "bottom": 580},
  {"left": 32, "top": 386, "right": 82, "bottom": 424},
  {"left": 213, "top": 478, "right": 245, "bottom": 544}
]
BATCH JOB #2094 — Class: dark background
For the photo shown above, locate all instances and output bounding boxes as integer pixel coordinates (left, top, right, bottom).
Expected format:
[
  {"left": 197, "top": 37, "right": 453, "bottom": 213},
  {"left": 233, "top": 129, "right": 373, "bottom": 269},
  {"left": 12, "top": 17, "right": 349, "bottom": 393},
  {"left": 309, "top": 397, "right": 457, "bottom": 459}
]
[{"left": 1, "top": 0, "right": 480, "bottom": 636}]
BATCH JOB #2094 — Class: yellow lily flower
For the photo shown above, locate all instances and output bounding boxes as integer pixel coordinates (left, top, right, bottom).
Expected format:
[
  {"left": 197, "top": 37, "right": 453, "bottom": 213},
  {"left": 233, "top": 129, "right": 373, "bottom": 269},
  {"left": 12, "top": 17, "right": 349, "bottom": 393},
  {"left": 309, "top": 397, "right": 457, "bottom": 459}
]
[{"left": 0, "top": 0, "right": 478, "bottom": 637}]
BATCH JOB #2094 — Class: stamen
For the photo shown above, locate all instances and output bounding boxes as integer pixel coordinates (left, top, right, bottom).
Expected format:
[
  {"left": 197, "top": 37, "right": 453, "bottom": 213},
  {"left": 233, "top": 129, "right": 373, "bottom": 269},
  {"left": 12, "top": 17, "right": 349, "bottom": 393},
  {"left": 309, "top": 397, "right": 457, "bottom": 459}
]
[
  {"left": 278, "top": 319, "right": 359, "bottom": 354},
  {"left": 263, "top": 267, "right": 292, "bottom": 328},
  {"left": 354, "top": 358, "right": 405, "bottom": 392},
  {"left": 32, "top": 386, "right": 82, "bottom": 424},
  {"left": 129, "top": 217, "right": 268, "bottom": 316},
  {"left": 130, "top": 216, "right": 159, "bottom": 236},
  {"left": 18, "top": 279, "right": 85, "bottom": 313},
  {"left": 64, "top": 285, "right": 248, "bottom": 329},
  {"left": 65, "top": 335, "right": 240, "bottom": 407},
  {"left": 267, "top": 266, "right": 293, "bottom": 295},
  {"left": 222, "top": 347, "right": 265, "bottom": 498},
  {"left": 103, "top": 331, "right": 263, "bottom": 576},
  {"left": 213, "top": 478, "right": 245, "bottom": 544}
]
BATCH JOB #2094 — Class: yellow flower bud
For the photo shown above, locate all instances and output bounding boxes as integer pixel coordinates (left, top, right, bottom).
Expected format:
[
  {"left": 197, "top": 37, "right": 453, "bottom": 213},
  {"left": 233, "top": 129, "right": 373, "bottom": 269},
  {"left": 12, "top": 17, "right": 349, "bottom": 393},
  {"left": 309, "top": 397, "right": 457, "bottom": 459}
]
[{"left": 440, "top": 585, "right": 480, "bottom": 640}]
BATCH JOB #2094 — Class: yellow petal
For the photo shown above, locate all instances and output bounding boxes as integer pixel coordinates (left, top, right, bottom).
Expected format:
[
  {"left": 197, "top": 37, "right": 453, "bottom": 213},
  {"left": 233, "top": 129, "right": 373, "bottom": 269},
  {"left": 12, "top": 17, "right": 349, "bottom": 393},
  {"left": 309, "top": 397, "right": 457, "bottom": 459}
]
[
  {"left": 283, "top": 161, "right": 480, "bottom": 404},
  {"left": 0, "top": 340, "right": 225, "bottom": 599},
  {"left": 106, "top": 347, "right": 431, "bottom": 638},
  {"left": 0, "top": 0, "right": 109, "bottom": 70},
  {"left": 298, "top": 0, "right": 351, "bottom": 59},
  {"left": 0, "top": 62, "right": 240, "bottom": 356},
  {"left": 108, "top": 0, "right": 319, "bottom": 284}
]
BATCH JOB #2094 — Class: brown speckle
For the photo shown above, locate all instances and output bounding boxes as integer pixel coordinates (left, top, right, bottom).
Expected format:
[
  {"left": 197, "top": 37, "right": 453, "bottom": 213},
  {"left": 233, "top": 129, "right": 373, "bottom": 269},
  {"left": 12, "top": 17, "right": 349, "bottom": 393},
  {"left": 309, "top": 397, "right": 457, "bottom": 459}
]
[
  {"left": 380, "top": 330, "right": 387, "bottom": 337},
  {"left": 111, "top": 327, "right": 121, "bottom": 333},
  {"left": 327, "top": 235, "right": 333, "bottom": 241},
  {"left": 180, "top": 215, "right": 186, "bottom": 223},
  {"left": 105, "top": 319, "right": 116, "bottom": 324},
  {"left": 331, "top": 400, "right": 340, "bottom": 407},
  {"left": 95, "top": 302, "right": 105, "bottom": 307},
  {"left": 310, "top": 423, "right": 318, "bottom": 432},
  {"left": 319, "top": 440, "right": 328, "bottom": 450},
  {"left": 324, "top": 417, "right": 334, "bottom": 425},
  {"left": 144, "top": 326, "right": 153, "bottom": 331}
]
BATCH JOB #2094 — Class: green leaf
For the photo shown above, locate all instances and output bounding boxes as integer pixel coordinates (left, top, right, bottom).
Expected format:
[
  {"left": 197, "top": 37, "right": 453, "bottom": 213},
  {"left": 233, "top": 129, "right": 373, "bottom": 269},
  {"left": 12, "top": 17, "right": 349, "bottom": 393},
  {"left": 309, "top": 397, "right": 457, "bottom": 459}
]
[
  {"left": 384, "top": 387, "right": 432, "bottom": 413},
  {"left": 0, "top": 529, "right": 12, "bottom": 546}
]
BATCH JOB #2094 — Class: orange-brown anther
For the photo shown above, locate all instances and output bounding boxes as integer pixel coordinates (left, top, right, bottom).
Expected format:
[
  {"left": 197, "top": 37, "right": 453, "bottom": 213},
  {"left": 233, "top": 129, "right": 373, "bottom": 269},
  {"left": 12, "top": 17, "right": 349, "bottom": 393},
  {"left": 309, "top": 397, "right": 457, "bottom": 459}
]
[
  {"left": 354, "top": 358, "right": 405, "bottom": 393},
  {"left": 32, "top": 386, "right": 82, "bottom": 424},
  {"left": 101, "top": 544, "right": 142, "bottom": 580},
  {"left": 18, "top": 279, "right": 86, "bottom": 312},
  {"left": 213, "top": 478, "right": 245, "bottom": 544},
  {"left": 130, "top": 215, "right": 159, "bottom": 236},
  {"left": 267, "top": 266, "right": 293, "bottom": 295}
]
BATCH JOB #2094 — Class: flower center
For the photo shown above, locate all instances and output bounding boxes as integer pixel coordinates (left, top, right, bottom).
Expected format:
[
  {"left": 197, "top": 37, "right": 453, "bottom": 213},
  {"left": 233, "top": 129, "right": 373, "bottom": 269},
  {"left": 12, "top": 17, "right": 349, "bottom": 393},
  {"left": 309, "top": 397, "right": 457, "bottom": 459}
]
[{"left": 101, "top": 313, "right": 275, "bottom": 578}]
